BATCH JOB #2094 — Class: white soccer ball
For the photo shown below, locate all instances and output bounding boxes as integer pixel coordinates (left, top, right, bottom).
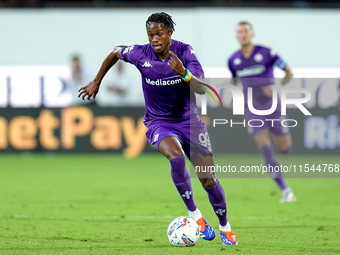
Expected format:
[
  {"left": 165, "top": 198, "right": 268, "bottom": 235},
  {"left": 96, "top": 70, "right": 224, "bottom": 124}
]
[{"left": 167, "top": 216, "right": 200, "bottom": 247}]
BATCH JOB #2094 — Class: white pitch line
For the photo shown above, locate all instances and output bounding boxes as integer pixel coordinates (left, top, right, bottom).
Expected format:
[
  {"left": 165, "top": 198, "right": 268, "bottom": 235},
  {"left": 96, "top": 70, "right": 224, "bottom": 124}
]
[
  {"left": 1, "top": 215, "right": 293, "bottom": 221},
  {"left": 0, "top": 214, "right": 179, "bottom": 220},
  {"left": 84, "top": 215, "right": 179, "bottom": 220}
]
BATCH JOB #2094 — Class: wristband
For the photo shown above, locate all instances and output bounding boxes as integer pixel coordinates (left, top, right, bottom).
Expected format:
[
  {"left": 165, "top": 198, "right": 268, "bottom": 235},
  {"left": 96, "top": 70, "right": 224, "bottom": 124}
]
[{"left": 180, "top": 68, "right": 192, "bottom": 82}]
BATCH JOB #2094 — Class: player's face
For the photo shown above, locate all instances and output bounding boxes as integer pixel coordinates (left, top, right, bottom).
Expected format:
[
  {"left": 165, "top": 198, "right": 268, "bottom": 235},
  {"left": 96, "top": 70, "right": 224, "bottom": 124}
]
[
  {"left": 236, "top": 24, "right": 254, "bottom": 47},
  {"left": 73, "top": 58, "right": 81, "bottom": 69},
  {"left": 147, "top": 22, "right": 173, "bottom": 55}
]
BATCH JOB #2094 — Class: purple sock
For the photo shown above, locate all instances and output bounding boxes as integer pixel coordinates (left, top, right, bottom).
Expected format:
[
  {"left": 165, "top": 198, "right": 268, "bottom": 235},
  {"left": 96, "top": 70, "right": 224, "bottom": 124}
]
[
  {"left": 204, "top": 181, "right": 228, "bottom": 226},
  {"left": 260, "top": 145, "right": 288, "bottom": 191},
  {"left": 170, "top": 156, "right": 197, "bottom": 212}
]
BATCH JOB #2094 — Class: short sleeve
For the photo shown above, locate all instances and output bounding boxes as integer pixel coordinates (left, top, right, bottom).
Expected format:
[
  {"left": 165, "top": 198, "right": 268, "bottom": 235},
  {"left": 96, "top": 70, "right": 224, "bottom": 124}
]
[
  {"left": 270, "top": 48, "right": 287, "bottom": 70},
  {"left": 120, "top": 45, "right": 142, "bottom": 66},
  {"left": 181, "top": 45, "right": 204, "bottom": 78}
]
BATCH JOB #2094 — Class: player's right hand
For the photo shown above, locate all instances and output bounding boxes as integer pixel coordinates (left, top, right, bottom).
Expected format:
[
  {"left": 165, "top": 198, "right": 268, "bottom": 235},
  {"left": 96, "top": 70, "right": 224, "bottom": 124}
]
[
  {"left": 78, "top": 80, "right": 100, "bottom": 100},
  {"left": 168, "top": 51, "right": 186, "bottom": 76}
]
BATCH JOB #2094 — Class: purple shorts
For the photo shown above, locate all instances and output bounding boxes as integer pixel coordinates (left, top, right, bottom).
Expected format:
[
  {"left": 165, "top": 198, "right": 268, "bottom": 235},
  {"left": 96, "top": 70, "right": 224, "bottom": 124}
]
[
  {"left": 245, "top": 108, "right": 290, "bottom": 136},
  {"left": 145, "top": 115, "right": 213, "bottom": 159}
]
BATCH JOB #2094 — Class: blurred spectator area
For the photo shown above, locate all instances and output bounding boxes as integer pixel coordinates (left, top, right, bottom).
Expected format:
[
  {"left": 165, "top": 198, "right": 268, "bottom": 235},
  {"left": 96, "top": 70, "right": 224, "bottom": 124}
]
[{"left": 1, "top": 0, "right": 340, "bottom": 8}]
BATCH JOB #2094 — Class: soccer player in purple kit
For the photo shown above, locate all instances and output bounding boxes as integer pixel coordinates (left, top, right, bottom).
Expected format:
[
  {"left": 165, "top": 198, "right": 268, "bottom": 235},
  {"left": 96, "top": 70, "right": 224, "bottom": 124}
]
[
  {"left": 228, "top": 21, "right": 296, "bottom": 203},
  {"left": 78, "top": 12, "right": 237, "bottom": 245}
]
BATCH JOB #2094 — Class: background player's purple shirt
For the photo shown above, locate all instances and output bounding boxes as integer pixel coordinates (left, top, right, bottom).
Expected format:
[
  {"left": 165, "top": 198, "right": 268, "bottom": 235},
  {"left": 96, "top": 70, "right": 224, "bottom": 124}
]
[
  {"left": 228, "top": 45, "right": 287, "bottom": 89},
  {"left": 121, "top": 39, "right": 204, "bottom": 123},
  {"left": 228, "top": 45, "right": 287, "bottom": 110}
]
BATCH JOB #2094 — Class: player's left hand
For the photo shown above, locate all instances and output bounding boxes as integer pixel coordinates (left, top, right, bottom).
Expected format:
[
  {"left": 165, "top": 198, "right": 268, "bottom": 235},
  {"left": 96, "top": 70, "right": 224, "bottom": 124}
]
[{"left": 168, "top": 51, "right": 186, "bottom": 76}]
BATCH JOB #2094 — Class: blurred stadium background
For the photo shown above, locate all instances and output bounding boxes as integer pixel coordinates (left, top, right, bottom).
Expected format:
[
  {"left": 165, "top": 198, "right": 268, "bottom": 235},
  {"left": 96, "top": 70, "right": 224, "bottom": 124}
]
[
  {"left": 1, "top": 0, "right": 339, "bottom": 155},
  {"left": 0, "top": 1, "right": 340, "bottom": 254}
]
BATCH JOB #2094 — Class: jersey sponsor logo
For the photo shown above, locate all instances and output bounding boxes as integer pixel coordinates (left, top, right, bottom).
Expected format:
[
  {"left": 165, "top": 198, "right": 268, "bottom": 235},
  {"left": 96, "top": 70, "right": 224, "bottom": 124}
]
[
  {"left": 254, "top": 53, "right": 263, "bottom": 63},
  {"left": 142, "top": 61, "right": 153, "bottom": 67},
  {"left": 233, "top": 58, "right": 241, "bottom": 65},
  {"left": 145, "top": 76, "right": 182, "bottom": 86},
  {"left": 122, "top": 45, "right": 134, "bottom": 55},
  {"left": 236, "top": 65, "right": 265, "bottom": 77}
]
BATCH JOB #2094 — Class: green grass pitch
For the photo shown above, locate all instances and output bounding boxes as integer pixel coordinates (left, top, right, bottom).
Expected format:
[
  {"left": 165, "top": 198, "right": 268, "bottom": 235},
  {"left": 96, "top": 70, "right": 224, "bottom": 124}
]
[{"left": 0, "top": 153, "right": 339, "bottom": 255}]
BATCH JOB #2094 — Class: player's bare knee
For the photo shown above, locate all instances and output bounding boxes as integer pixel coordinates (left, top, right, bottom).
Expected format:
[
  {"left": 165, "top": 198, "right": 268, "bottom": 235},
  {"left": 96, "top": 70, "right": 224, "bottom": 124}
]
[
  {"left": 280, "top": 147, "right": 292, "bottom": 154},
  {"left": 166, "top": 149, "right": 185, "bottom": 160},
  {"left": 200, "top": 178, "right": 216, "bottom": 188}
]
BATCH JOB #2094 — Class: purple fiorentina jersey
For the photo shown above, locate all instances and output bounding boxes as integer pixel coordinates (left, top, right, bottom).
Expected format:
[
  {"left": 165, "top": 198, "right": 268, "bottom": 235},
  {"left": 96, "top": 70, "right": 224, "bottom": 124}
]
[
  {"left": 228, "top": 45, "right": 286, "bottom": 89},
  {"left": 228, "top": 45, "right": 291, "bottom": 136},
  {"left": 228, "top": 45, "right": 287, "bottom": 112},
  {"left": 120, "top": 39, "right": 204, "bottom": 124}
]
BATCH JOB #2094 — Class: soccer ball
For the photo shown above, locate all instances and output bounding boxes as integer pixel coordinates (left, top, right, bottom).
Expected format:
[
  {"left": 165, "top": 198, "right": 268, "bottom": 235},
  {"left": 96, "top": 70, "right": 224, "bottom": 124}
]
[{"left": 167, "top": 216, "right": 200, "bottom": 247}]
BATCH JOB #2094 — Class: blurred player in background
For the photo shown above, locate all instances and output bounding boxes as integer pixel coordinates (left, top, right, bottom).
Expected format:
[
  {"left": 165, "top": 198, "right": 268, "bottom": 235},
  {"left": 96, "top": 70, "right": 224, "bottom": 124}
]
[
  {"left": 106, "top": 62, "right": 129, "bottom": 101},
  {"left": 228, "top": 21, "right": 296, "bottom": 203},
  {"left": 95, "top": 61, "right": 132, "bottom": 107},
  {"left": 78, "top": 12, "right": 237, "bottom": 245},
  {"left": 69, "top": 54, "right": 94, "bottom": 106}
]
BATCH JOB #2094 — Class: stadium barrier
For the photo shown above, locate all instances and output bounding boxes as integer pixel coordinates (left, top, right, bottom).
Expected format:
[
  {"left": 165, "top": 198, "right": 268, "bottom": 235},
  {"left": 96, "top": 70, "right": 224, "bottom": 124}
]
[
  {"left": 0, "top": 106, "right": 154, "bottom": 157},
  {"left": 1, "top": 66, "right": 339, "bottom": 155},
  {"left": 1, "top": 105, "right": 340, "bottom": 155}
]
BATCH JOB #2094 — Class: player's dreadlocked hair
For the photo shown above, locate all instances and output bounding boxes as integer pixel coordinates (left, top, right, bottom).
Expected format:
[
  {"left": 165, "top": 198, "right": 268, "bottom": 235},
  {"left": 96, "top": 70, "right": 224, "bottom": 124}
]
[{"left": 146, "top": 12, "right": 176, "bottom": 31}]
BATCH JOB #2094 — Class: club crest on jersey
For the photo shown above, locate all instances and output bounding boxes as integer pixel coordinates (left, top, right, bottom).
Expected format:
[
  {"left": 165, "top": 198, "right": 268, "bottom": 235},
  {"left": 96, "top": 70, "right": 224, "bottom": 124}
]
[
  {"left": 233, "top": 58, "right": 241, "bottom": 65},
  {"left": 254, "top": 53, "right": 263, "bottom": 63}
]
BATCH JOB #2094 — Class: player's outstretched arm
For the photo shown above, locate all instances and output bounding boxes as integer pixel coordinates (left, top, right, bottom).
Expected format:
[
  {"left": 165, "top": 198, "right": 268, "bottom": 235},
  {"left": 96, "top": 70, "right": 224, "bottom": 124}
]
[
  {"left": 168, "top": 51, "right": 206, "bottom": 95},
  {"left": 281, "top": 65, "right": 294, "bottom": 86},
  {"left": 78, "top": 46, "right": 126, "bottom": 100}
]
